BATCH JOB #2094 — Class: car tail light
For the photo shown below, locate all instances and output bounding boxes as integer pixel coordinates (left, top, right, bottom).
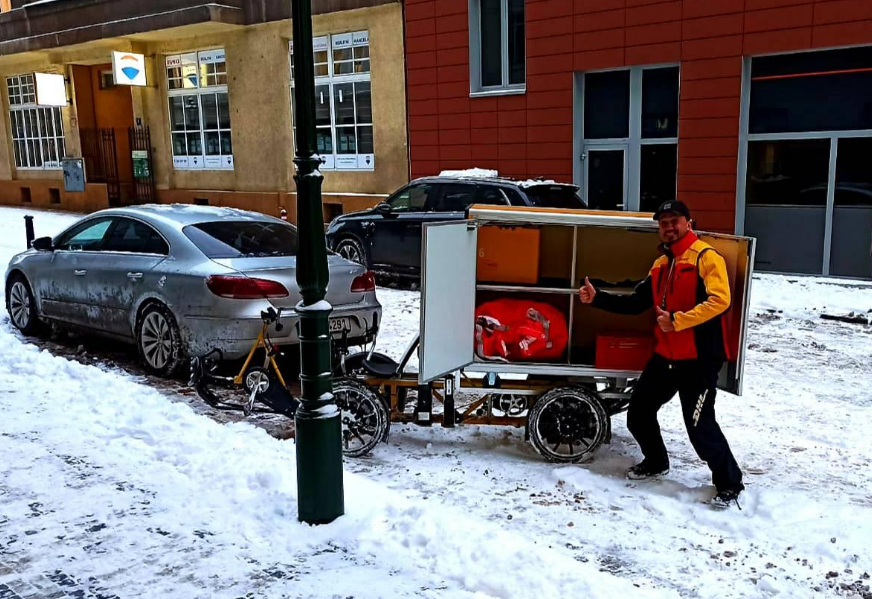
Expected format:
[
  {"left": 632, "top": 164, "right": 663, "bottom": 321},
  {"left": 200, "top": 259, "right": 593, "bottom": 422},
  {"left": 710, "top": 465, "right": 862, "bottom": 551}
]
[
  {"left": 351, "top": 271, "right": 376, "bottom": 293},
  {"left": 206, "top": 275, "right": 289, "bottom": 299}
]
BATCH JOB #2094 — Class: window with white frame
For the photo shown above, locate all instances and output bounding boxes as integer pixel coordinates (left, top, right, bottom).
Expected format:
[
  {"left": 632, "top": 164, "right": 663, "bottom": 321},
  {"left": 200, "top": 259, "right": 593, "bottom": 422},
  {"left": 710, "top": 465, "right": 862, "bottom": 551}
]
[
  {"left": 469, "top": 0, "right": 525, "bottom": 93},
  {"left": 6, "top": 74, "right": 66, "bottom": 169},
  {"left": 290, "top": 31, "right": 374, "bottom": 170},
  {"left": 165, "top": 49, "right": 233, "bottom": 170},
  {"left": 580, "top": 66, "right": 679, "bottom": 212}
]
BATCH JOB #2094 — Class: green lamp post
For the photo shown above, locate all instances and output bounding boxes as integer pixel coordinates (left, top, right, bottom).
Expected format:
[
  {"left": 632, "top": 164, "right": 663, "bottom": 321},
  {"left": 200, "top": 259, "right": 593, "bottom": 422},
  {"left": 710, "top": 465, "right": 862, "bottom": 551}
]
[{"left": 290, "top": 0, "right": 345, "bottom": 524}]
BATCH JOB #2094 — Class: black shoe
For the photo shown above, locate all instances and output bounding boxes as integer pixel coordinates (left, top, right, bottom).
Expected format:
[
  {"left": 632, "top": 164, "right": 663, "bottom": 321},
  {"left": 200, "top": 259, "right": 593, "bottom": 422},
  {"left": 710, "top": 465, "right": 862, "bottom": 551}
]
[
  {"left": 711, "top": 489, "right": 742, "bottom": 510},
  {"left": 626, "top": 461, "right": 670, "bottom": 480}
]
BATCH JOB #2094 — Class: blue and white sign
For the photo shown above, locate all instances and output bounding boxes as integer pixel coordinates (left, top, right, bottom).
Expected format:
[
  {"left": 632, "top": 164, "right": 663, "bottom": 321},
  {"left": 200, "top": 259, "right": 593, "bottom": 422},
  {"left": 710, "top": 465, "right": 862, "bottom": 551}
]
[{"left": 112, "top": 51, "right": 147, "bottom": 87}]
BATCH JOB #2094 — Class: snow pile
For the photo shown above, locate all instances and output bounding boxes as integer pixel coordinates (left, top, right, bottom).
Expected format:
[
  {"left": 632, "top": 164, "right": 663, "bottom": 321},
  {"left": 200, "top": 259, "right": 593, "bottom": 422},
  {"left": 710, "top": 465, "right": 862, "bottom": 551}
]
[
  {"left": 3, "top": 207, "right": 872, "bottom": 598},
  {"left": 0, "top": 208, "right": 672, "bottom": 597},
  {"left": 438, "top": 168, "right": 499, "bottom": 179},
  {"left": 750, "top": 273, "right": 872, "bottom": 322}
]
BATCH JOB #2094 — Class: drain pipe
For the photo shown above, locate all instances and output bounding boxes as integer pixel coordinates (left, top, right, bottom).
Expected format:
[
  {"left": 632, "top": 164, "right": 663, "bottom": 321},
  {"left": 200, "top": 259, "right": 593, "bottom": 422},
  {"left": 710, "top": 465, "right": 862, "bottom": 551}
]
[{"left": 24, "top": 215, "right": 34, "bottom": 248}]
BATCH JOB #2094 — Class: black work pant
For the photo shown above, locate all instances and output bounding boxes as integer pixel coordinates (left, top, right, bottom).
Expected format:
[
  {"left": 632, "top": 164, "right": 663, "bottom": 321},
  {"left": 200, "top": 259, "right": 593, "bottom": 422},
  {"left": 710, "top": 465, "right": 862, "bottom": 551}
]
[{"left": 626, "top": 353, "right": 744, "bottom": 493}]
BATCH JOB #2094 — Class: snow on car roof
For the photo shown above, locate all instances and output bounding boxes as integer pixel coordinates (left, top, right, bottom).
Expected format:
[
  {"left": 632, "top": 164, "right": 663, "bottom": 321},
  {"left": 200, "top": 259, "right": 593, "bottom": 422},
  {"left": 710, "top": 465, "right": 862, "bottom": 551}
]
[
  {"left": 435, "top": 169, "right": 575, "bottom": 189},
  {"left": 438, "top": 168, "right": 499, "bottom": 179}
]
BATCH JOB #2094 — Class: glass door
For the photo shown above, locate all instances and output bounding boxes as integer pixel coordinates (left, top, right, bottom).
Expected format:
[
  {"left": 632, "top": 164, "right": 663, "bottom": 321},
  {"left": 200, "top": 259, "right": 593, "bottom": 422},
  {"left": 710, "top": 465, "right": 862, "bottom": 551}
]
[{"left": 583, "top": 146, "right": 627, "bottom": 211}]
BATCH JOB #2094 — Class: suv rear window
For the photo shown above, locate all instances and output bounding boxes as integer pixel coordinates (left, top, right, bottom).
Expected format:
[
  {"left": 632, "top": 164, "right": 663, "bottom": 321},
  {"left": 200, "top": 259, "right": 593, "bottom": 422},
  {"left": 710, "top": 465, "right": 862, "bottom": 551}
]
[
  {"left": 184, "top": 221, "right": 299, "bottom": 258},
  {"left": 524, "top": 185, "right": 586, "bottom": 209}
]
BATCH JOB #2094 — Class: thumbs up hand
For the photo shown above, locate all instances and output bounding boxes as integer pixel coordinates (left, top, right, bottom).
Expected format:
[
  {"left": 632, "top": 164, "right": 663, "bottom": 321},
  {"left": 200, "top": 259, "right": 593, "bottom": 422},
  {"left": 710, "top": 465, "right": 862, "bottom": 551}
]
[
  {"left": 655, "top": 306, "right": 675, "bottom": 332},
  {"left": 579, "top": 277, "right": 597, "bottom": 304}
]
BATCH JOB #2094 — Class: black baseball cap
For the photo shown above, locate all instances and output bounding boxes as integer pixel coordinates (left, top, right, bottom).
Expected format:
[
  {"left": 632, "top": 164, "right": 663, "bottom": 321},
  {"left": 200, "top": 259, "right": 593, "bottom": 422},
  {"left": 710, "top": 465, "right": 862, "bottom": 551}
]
[{"left": 653, "top": 200, "right": 691, "bottom": 221}]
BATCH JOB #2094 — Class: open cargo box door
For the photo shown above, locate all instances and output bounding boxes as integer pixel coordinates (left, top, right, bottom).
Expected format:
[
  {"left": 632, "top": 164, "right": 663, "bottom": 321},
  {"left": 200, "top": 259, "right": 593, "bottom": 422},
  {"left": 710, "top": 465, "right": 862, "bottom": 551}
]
[
  {"left": 698, "top": 232, "right": 756, "bottom": 396},
  {"left": 419, "top": 221, "right": 478, "bottom": 384}
]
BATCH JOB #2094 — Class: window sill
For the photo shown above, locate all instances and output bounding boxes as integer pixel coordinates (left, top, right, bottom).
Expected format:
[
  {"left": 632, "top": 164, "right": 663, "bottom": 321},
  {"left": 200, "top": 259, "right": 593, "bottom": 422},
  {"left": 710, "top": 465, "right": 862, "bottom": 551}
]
[{"left": 469, "top": 87, "right": 527, "bottom": 98}]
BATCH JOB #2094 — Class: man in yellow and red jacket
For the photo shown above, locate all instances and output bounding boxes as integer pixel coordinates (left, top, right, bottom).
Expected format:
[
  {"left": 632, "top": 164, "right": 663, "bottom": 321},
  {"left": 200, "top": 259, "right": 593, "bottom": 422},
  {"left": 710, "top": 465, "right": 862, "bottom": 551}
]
[{"left": 579, "top": 200, "right": 744, "bottom": 509}]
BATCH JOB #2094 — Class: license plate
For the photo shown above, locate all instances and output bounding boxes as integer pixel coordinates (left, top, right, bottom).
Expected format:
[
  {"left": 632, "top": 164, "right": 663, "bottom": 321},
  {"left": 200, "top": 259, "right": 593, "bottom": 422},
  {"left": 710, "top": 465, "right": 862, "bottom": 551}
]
[{"left": 330, "top": 317, "right": 351, "bottom": 333}]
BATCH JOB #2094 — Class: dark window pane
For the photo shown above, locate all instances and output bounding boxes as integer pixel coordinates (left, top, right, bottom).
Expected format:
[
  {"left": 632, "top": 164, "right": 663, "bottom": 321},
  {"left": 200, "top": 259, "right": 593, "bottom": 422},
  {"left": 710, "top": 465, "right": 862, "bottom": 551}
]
[
  {"left": 507, "top": 0, "right": 525, "bottom": 85},
  {"left": 831, "top": 137, "right": 872, "bottom": 278},
  {"left": 587, "top": 149, "right": 624, "bottom": 210},
  {"left": 524, "top": 185, "right": 586, "bottom": 209},
  {"left": 185, "top": 221, "right": 299, "bottom": 258},
  {"left": 336, "top": 127, "right": 356, "bottom": 154},
  {"left": 316, "top": 129, "right": 333, "bottom": 154},
  {"left": 354, "top": 81, "right": 372, "bottom": 123},
  {"left": 201, "top": 94, "right": 219, "bottom": 130},
  {"left": 474, "top": 185, "right": 510, "bottom": 206},
  {"left": 333, "top": 83, "right": 355, "bottom": 126},
  {"left": 640, "top": 144, "right": 677, "bottom": 212},
  {"left": 204, "top": 131, "right": 221, "bottom": 155},
  {"left": 103, "top": 219, "right": 168, "bottom": 255},
  {"left": 480, "top": 0, "right": 502, "bottom": 87},
  {"left": 357, "top": 125, "right": 374, "bottom": 154},
  {"left": 642, "top": 67, "right": 679, "bottom": 138},
  {"left": 503, "top": 187, "right": 526, "bottom": 206},
  {"left": 169, "top": 97, "right": 185, "bottom": 130},
  {"left": 751, "top": 48, "right": 872, "bottom": 134},
  {"left": 184, "top": 96, "right": 200, "bottom": 129},
  {"left": 834, "top": 137, "right": 872, "bottom": 207},
  {"left": 217, "top": 93, "right": 231, "bottom": 129},
  {"left": 584, "top": 70, "right": 630, "bottom": 139},
  {"left": 172, "top": 133, "right": 187, "bottom": 156},
  {"left": 746, "top": 139, "right": 830, "bottom": 206},
  {"left": 434, "top": 183, "right": 476, "bottom": 211},
  {"left": 186, "top": 132, "right": 202, "bottom": 156},
  {"left": 388, "top": 183, "right": 434, "bottom": 212},
  {"left": 220, "top": 131, "right": 232, "bottom": 155},
  {"left": 315, "top": 85, "right": 331, "bottom": 128},
  {"left": 745, "top": 139, "right": 830, "bottom": 275}
]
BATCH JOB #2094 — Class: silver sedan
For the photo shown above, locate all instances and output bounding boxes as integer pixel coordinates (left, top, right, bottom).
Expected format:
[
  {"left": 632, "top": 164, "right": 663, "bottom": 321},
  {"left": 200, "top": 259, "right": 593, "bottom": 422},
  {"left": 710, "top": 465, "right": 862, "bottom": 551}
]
[{"left": 5, "top": 205, "right": 382, "bottom": 376}]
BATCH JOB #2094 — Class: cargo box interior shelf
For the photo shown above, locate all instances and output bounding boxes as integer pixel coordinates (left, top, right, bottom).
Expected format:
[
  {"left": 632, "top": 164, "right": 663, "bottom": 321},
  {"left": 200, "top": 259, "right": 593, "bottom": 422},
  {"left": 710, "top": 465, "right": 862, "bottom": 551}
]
[{"left": 475, "top": 216, "right": 662, "bottom": 369}]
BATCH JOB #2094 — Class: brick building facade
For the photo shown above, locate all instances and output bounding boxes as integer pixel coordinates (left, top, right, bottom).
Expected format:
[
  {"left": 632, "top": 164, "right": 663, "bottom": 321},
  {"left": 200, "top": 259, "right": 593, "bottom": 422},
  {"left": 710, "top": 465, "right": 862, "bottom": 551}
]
[{"left": 404, "top": 0, "right": 872, "bottom": 278}]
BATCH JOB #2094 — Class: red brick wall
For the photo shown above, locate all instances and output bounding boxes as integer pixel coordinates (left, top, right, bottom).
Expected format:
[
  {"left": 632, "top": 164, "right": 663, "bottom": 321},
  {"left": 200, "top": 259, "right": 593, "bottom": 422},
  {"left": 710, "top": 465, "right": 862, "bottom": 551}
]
[{"left": 405, "top": 0, "right": 872, "bottom": 232}]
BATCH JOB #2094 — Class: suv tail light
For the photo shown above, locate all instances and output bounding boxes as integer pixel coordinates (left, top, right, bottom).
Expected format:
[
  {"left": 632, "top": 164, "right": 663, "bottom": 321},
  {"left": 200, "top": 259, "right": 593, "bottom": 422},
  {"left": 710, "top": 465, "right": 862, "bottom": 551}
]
[
  {"left": 351, "top": 271, "right": 376, "bottom": 293},
  {"left": 206, "top": 275, "right": 289, "bottom": 299}
]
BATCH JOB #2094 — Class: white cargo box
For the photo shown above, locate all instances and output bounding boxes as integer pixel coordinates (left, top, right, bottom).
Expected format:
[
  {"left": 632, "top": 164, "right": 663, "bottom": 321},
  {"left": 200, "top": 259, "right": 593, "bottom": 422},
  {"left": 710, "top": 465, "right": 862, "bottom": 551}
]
[{"left": 419, "top": 205, "right": 755, "bottom": 395}]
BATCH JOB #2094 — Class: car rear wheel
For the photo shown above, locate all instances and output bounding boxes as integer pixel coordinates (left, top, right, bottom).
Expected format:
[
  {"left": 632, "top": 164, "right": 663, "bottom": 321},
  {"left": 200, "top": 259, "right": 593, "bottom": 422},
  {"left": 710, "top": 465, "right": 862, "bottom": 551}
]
[
  {"left": 136, "top": 303, "right": 185, "bottom": 377},
  {"left": 5, "top": 274, "right": 45, "bottom": 336},
  {"left": 335, "top": 237, "right": 368, "bottom": 268}
]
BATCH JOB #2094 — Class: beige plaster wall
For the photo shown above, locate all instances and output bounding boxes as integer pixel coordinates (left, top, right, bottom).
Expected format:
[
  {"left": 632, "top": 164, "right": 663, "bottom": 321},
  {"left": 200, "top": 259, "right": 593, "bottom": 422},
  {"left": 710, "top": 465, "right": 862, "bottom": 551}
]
[
  {"left": 1, "top": 2, "right": 408, "bottom": 204},
  {"left": 141, "top": 2, "right": 408, "bottom": 196}
]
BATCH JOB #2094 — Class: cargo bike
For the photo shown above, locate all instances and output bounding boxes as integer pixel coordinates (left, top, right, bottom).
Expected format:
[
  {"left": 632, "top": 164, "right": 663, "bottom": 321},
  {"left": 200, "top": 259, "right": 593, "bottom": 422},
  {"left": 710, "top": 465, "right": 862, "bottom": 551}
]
[{"left": 332, "top": 205, "right": 756, "bottom": 462}]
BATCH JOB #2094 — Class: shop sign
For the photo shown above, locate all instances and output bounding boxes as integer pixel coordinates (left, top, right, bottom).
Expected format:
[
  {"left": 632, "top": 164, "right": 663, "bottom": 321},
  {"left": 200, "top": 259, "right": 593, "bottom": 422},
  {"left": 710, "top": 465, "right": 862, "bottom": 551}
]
[{"left": 112, "top": 51, "right": 147, "bottom": 86}]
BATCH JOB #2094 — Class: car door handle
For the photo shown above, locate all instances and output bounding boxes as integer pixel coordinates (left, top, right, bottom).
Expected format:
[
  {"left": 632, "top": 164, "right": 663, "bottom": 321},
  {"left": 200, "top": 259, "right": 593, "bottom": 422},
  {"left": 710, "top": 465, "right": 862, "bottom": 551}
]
[
  {"left": 127, "top": 272, "right": 143, "bottom": 280},
  {"left": 74, "top": 269, "right": 87, "bottom": 276}
]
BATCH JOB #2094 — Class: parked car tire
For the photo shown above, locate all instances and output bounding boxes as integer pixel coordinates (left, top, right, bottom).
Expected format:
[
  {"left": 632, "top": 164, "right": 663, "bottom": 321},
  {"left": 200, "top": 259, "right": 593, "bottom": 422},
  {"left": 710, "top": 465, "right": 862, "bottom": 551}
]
[
  {"left": 334, "top": 236, "right": 369, "bottom": 268},
  {"left": 136, "top": 302, "right": 185, "bottom": 377},
  {"left": 5, "top": 273, "right": 46, "bottom": 337}
]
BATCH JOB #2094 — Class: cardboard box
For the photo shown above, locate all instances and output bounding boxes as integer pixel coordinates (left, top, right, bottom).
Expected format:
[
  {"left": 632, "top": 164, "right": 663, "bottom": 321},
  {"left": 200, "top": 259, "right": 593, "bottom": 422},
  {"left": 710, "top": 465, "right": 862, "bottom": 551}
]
[
  {"left": 595, "top": 332, "right": 654, "bottom": 371},
  {"left": 477, "top": 226, "right": 540, "bottom": 284}
]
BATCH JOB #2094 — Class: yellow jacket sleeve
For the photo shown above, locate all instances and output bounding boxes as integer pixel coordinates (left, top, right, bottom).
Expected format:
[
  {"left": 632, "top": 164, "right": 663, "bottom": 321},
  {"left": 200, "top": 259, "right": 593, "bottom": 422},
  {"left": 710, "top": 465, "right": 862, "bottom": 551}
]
[{"left": 672, "top": 249, "right": 731, "bottom": 332}]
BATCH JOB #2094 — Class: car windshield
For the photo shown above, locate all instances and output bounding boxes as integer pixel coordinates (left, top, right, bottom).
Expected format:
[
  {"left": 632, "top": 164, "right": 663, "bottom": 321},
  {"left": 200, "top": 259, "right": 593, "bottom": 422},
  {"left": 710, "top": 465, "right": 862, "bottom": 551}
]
[
  {"left": 524, "top": 185, "right": 587, "bottom": 209},
  {"left": 184, "top": 221, "right": 299, "bottom": 258}
]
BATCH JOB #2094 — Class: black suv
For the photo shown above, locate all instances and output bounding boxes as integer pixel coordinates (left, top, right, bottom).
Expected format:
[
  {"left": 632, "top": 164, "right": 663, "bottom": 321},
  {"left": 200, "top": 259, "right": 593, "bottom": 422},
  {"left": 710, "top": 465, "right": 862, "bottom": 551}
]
[{"left": 325, "top": 176, "right": 586, "bottom": 277}]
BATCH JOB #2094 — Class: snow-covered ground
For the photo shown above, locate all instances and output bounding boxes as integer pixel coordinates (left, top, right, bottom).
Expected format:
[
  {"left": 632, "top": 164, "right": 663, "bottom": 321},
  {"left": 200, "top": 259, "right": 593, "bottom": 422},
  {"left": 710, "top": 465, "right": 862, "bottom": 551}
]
[{"left": 1, "top": 206, "right": 871, "bottom": 599}]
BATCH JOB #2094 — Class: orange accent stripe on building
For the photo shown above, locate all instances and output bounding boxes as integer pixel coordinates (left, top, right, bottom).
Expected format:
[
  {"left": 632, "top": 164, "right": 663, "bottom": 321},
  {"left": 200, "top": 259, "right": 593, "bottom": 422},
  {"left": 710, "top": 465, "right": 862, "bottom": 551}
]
[{"left": 751, "top": 67, "right": 872, "bottom": 82}]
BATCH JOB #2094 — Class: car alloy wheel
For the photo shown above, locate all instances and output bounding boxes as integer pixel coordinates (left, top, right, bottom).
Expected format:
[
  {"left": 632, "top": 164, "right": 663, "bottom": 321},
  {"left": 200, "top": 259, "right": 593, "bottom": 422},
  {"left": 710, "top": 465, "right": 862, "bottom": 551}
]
[
  {"left": 140, "top": 311, "right": 173, "bottom": 371},
  {"left": 8, "top": 281, "right": 32, "bottom": 331},
  {"left": 336, "top": 238, "right": 366, "bottom": 267}
]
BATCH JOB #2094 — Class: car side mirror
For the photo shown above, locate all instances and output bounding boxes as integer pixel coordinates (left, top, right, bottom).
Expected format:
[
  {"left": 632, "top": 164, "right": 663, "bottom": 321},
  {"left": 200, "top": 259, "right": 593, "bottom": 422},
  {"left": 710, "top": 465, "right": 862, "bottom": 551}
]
[
  {"left": 375, "top": 202, "right": 392, "bottom": 216},
  {"left": 31, "top": 236, "right": 53, "bottom": 251}
]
